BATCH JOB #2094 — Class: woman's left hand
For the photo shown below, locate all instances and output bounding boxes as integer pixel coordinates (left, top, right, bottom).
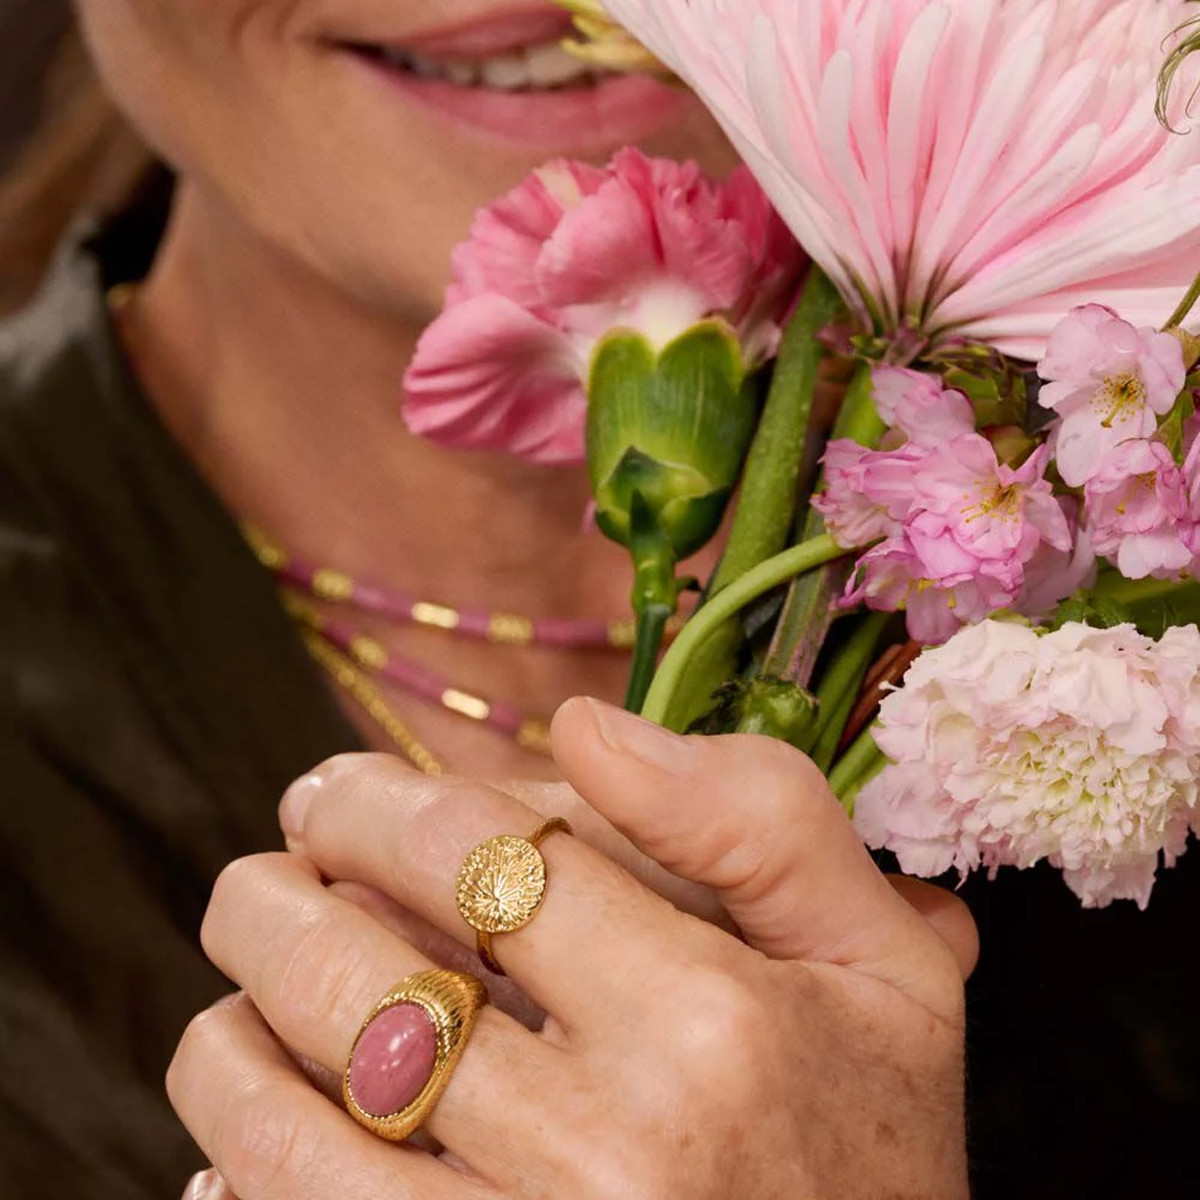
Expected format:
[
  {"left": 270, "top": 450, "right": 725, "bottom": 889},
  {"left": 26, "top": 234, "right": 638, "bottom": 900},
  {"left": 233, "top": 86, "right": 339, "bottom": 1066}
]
[{"left": 169, "top": 697, "right": 977, "bottom": 1200}]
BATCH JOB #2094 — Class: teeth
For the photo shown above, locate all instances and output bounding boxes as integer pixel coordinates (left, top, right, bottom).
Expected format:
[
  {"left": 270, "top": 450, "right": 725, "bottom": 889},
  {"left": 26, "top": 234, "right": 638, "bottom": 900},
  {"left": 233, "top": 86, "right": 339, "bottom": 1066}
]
[
  {"left": 377, "top": 40, "right": 602, "bottom": 92},
  {"left": 525, "top": 44, "right": 594, "bottom": 88},
  {"left": 480, "top": 52, "right": 531, "bottom": 90},
  {"left": 443, "top": 60, "right": 479, "bottom": 86}
]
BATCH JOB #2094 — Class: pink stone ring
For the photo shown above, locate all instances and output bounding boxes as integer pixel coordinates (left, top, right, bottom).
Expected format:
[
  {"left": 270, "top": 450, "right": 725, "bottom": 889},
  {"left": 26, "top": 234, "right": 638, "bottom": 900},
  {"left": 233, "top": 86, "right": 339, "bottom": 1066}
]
[{"left": 343, "top": 969, "right": 488, "bottom": 1142}]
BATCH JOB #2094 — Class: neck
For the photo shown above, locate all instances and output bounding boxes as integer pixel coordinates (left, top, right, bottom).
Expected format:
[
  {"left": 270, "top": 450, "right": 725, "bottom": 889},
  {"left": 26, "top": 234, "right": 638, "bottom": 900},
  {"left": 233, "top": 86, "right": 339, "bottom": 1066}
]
[{"left": 123, "top": 181, "right": 636, "bottom": 618}]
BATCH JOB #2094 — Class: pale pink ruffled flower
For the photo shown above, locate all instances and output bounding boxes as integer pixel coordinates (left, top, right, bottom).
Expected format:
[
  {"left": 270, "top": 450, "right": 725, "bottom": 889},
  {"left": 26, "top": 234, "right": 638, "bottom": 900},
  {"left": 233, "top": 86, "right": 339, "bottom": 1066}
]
[
  {"left": 1084, "top": 439, "right": 1195, "bottom": 580},
  {"left": 841, "top": 438, "right": 1073, "bottom": 643},
  {"left": 855, "top": 620, "right": 1200, "bottom": 908},
  {"left": 1038, "top": 304, "right": 1187, "bottom": 487},
  {"left": 603, "top": 0, "right": 1200, "bottom": 360},
  {"left": 403, "top": 148, "right": 804, "bottom": 463}
]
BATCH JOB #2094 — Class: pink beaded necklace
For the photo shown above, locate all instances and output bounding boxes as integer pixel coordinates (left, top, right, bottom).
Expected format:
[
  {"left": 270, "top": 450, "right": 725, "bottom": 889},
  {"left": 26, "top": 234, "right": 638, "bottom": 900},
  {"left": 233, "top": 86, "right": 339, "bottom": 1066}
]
[
  {"left": 246, "top": 526, "right": 680, "bottom": 651},
  {"left": 245, "top": 527, "right": 678, "bottom": 767}
]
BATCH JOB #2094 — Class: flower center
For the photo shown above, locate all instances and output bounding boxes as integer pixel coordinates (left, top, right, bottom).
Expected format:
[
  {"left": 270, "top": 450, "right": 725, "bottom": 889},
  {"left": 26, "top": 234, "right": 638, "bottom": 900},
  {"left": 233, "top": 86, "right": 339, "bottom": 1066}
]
[
  {"left": 964, "top": 481, "right": 1022, "bottom": 524},
  {"left": 1093, "top": 373, "right": 1147, "bottom": 429}
]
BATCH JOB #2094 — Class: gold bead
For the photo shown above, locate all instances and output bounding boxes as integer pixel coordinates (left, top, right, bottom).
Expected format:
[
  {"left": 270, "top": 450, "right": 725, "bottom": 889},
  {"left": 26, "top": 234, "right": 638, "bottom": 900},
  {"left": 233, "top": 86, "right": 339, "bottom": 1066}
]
[
  {"left": 517, "top": 720, "right": 553, "bottom": 754},
  {"left": 607, "top": 618, "right": 638, "bottom": 650},
  {"left": 350, "top": 635, "right": 389, "bottom": 671},
  {"left": 412, "top": 602, "right": 462, "bottom": 631},
  {"left": 442, "top": 689, "right": 492, "bottom": 723},
  {"left": 488, "top": 614, "right": 535, "bottom": 646},
  {"left": 313, "top": 568, "right": 355, "bottom": 602}
]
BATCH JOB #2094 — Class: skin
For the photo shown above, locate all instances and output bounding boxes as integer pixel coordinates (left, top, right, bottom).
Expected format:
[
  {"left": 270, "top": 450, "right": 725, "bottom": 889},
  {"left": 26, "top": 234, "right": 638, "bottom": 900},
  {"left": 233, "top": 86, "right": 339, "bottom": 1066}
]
[
  {"left": 79, "top": 0, "right": 738, "bottom": 780},
  {"left": 172, "top": 699, "right": 976, "bottom": 1200},
  {"left": 72, "top": 0, "right": 980, "bottom": 1193}
]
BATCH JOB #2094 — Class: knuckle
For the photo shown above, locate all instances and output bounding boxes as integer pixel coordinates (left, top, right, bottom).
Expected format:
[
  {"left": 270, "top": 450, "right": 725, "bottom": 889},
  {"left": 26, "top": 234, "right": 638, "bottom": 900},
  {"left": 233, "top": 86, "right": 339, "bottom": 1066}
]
[
  {"left": 201, "top": 854, "right": 299, "bottom": 957},
  {"left": 924, "top": 939, "right": 969, "bottom": 1020},
  {"left": 662, "top": 968, "right": 774, "bottom": 1088},
  {"left": 271, "top": 904, "right": 381, "bottom": 1034},
  {"left": 167, "top": 996, "right": 244, "bottom": 1108},
  {"left": 214, "top": 1077, "right": 312, "bottom": 1197}
]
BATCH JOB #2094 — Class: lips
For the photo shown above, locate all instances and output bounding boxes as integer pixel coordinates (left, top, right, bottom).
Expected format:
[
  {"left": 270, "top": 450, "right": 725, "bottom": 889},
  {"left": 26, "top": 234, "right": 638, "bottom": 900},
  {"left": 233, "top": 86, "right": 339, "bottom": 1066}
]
[
  {"left": 326, "top": 4, "right": 688, "bottom": 154},
  {"left": 328, "top": 5, "right": 577, "bottom": 61}
]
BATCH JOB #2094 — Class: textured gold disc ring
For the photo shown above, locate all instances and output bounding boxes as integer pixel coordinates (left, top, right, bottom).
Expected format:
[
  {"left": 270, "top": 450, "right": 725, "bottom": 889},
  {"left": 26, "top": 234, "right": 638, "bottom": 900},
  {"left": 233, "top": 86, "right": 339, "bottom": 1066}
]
[
  {"left": 455, "top": 817, "right": 574, "bottom": 974},
  {"left": 343, "top": 968, "right": 488, "bottom": 1142}
]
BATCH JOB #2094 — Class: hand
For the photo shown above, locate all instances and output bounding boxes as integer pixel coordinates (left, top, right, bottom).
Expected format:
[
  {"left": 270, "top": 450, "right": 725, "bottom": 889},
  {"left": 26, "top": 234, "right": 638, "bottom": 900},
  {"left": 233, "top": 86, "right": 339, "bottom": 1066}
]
[{"left": 169, "top": 698, "right": 977, "bottom": 1200}]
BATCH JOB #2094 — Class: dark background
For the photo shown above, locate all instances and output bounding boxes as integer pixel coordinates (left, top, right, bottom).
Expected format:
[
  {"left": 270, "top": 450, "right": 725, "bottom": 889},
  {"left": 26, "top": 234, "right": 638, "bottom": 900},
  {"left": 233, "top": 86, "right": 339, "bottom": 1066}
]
[{"left": 0, "top": 0, "right": 70, "bottom": 167}]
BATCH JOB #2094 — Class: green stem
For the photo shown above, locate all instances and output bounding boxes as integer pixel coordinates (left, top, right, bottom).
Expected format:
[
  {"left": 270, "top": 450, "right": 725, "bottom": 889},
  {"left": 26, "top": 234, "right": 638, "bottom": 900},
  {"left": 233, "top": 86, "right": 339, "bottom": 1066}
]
[
  {"left": 624, "top": 495, "right": 680, "bottom": 713},
  {"left": 762, "top": 362, "right": 885, "bottom": 686},
  {"left": 710, "top": 269, "right": 844, "bottom": 590},
  {"left": 808, "top": 612, "right": 889, "bottom": 773},
  {"left": 660, "top": 271, "right": 844, "bottom": 732},
  {"left": 643, "top": 534, "right": 845, "bottom": 726},
  {"left": 1165, "top": 265, "right": 1200, "bottom": 331},
  {"left": 625, "top": 605, "right": 671, "bottom": 713},
  {"left": 828, "top": 724, "right": 887, "bottom": 817}
]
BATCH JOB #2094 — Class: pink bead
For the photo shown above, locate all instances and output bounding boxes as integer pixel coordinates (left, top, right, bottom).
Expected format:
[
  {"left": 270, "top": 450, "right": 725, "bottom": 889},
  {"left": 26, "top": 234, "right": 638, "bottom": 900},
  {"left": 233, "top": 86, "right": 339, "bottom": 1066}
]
[{"left": 347, "top": 1004, "right": 437, "bottom": 1118}]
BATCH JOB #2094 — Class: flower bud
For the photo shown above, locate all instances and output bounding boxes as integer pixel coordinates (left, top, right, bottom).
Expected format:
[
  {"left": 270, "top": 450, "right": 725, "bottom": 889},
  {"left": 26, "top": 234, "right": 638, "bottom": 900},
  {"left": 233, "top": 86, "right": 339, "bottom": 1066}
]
[{"left": 587, "top": 321, "right": 760, "bottom": 561}]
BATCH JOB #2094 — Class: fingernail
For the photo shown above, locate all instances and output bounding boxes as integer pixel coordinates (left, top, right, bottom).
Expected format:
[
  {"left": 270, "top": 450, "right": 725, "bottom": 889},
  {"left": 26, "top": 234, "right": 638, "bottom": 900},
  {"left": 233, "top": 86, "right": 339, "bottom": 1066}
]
[
  {"left": 279, "top": 771, "right": 324, "bottom": 844},
  {"left": 183, "top": 1169, "right": 221, "bottom": 1200},
  {"left": 586, "top": 699, "right": 698, "bottom": 772}
]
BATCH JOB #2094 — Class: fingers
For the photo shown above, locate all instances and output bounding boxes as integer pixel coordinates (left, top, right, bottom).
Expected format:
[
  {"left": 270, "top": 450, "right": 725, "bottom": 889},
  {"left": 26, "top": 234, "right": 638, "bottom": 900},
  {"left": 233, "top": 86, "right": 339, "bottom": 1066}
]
[
  {"left": 551, "top": 699, "right": 971, "bottom": 1020},
  {"left": 167, "top": 994, "right": 483, "bottom": 1200},
  {"left": 183, "top": 1169, "right": 235, "bottom": 1200},
  {"left": 497, "top": 780, "right": 727, "bottom": 927},
  {"left": 887, "top": 877, "right": 979, "bottom": 980},
  {"left": 201, "top": 853, "right": 557, "bottom": 1176},
  {"left": 278, "top": 758, "right": 699, "bottom": 1025}
]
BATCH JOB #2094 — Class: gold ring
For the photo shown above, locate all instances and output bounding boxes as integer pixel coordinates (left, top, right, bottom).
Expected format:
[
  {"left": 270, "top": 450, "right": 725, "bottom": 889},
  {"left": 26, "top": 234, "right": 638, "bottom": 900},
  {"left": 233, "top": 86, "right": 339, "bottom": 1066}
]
[
  {"left": 455, "top": 816, "right": 574, "bottom": 975},
  {"left": 343, "top": 968, "right": 488, "bottom": 1141}
]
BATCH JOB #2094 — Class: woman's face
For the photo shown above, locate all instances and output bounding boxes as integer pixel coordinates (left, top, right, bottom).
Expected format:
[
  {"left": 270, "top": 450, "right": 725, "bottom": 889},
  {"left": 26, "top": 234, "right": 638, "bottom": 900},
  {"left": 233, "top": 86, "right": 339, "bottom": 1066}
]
[{"left": 77, "top": 1, "right": 736, "bottom": 324}]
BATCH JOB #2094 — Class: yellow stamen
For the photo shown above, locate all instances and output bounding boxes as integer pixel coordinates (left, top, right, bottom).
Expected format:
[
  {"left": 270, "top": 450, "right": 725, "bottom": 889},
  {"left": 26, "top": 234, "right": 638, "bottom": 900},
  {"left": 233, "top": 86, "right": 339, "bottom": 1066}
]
[
  {"left": 553, "top": 1, "right": 675, "bottom": 79},
  {"left": 1093, "top": 374, "right": 1147, "bottom": 429}
]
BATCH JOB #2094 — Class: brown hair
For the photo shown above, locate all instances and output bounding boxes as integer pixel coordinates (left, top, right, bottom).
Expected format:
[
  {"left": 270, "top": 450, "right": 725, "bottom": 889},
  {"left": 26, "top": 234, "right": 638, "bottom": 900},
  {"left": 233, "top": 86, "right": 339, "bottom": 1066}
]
[{"left": 0, "top": 21, "right": 154, "bottom": 314}]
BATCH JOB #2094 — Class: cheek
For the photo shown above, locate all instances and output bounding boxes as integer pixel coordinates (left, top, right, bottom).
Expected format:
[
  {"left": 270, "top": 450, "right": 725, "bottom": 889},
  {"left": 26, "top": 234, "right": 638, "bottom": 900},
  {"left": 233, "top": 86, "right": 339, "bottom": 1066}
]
[
  {"left": 75, "top": 0, "right": 737, "bottom": 325},
  {"left": 76, "top": 0, "right": 271, "bottom": 164}
]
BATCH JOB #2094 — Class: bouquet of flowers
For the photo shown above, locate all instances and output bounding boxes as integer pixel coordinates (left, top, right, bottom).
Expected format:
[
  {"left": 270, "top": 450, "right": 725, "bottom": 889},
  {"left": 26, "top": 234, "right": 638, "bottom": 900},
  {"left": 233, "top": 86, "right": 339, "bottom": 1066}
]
[{"left": 403, "top": 0, "right": 1200, "bottom": 910}]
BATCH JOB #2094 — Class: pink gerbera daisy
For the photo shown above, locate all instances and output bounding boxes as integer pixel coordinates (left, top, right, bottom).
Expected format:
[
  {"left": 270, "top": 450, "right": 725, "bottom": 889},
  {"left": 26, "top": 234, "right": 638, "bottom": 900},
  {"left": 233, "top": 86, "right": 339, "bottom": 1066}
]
[{"left": 603, "top": 0, "right": 1200, "bottom": 360}]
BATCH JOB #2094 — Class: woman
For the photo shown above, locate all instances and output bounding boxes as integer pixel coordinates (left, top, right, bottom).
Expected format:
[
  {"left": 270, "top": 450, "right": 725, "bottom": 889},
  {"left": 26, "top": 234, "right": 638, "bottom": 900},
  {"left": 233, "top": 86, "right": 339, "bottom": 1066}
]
[{"left": 0, "top": 3, "right": 1195, "bottom": 1198}]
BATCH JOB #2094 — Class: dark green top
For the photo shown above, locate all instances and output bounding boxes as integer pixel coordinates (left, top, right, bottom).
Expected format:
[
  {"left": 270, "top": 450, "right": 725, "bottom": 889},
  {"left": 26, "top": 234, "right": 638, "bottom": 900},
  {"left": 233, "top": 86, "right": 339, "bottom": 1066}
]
[
  {"left": 1, "top": 218, "right": 1197, "bottom": 1198},
  {"left": 0, "top": 220, "right": 360, "bottom": 1196}
]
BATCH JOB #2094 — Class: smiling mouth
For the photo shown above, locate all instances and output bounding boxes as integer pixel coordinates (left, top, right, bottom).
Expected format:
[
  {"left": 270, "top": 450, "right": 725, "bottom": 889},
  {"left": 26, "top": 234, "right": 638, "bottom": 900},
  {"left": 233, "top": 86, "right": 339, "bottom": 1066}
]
[{"left": 341, "top": 38, "right": 615, "bottom": 93}]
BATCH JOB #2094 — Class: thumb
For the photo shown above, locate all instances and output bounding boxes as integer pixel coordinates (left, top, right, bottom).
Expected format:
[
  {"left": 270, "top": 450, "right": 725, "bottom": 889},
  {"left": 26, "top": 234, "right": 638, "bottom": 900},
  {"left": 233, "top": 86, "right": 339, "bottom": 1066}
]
[{"left": 551, "top": 698, "right": 976, "bottom": 1010}]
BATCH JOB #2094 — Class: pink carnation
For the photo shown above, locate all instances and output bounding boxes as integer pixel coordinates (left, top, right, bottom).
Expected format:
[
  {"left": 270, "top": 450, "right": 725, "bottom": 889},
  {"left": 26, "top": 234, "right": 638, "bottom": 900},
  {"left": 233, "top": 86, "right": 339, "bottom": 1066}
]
[
  {"left": 855, "top": 620, "right": 1200, "bottom": 909},
  {"left": 1038, "top": 304, "right": 1186, "bottom": 487},
  {"left": 403, "top": 148, "right": 804, "bottom": 463},
  {"left": 1083, "top": 439, "right": 1195, "bottom": 580}
]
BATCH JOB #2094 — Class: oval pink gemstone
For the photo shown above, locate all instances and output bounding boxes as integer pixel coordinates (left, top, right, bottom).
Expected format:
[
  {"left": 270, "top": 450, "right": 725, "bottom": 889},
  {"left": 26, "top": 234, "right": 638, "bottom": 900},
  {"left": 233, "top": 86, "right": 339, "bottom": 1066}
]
[{"left": 347, "top": 1003, "right": 438, "bottom": 1118}]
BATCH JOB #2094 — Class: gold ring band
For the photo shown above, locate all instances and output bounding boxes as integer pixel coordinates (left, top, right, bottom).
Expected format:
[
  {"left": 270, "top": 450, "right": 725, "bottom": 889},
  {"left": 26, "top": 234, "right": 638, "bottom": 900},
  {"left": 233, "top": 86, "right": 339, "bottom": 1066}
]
[
  {"left": 343, "top": 968, "right": 488, "bottom": 1141},
  {"left": 455, "top": 816, "right": 574, "bottom": 975}
]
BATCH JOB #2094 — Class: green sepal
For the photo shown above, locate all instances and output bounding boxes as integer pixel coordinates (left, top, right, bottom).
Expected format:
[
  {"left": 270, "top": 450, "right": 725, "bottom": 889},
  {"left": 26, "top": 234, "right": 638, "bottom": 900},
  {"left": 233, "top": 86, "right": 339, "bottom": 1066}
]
[
  {"left": 1158, "top": 387, "right": 1196, "bottom": 464},
  {"left": 925, "top": 342, "right": 1028, "bottom": 429},
  {"left": 690, "top": 676, "right": 820, "bottom": 748},
  {"left": 1066, "top": 569, "right": 1200, "bottom": 640},
  {"left": 587, "top": 321, "right": 760, "bottom": 560}
]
